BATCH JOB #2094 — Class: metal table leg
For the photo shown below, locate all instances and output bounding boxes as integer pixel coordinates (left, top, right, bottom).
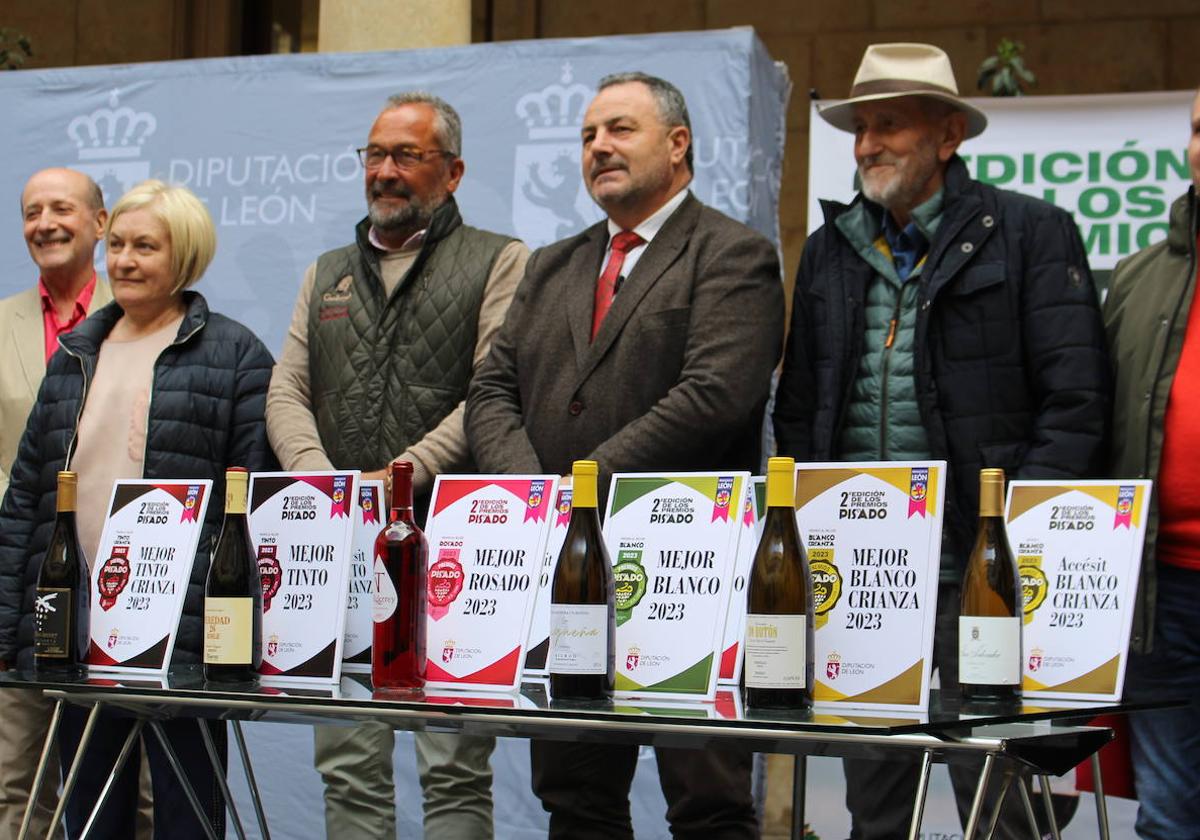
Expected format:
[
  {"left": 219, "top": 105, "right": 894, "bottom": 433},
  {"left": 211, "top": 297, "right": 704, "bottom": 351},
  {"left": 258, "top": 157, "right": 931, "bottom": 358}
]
[
  {"left": 906, "top": 748, "right": 934, "bottom": 840},
  {"left": 198, "top": 721, "right": 247, "bottom": 840},
  {"left": 1090, "top": 752, "right": 1111, "bottom": 840},
  {"left": 231, "top": 721, "right": 270, "bottom": 840},
  {"left": 45, "top": 702, "right": 103, "bottom": 840},
  {"left": 982, "top": 767, "right": 1014, "bottom": 840},
  {"left": 79, "top": 720, "right": 144, "bottom": 840},
  {"left": 147, "top": 721, "right": 220, "bottom": 840},
  {"left": 17, "top": 698, "right": 63, "bottom": 840},
  {"left": 1038, "top": 774, "right": 1063, "bottom": 840},
  {"left": 1018, "top": 777, "right": 1041, "bottom": 840},
  {"left": 962, "top": 753, "right": 997, "bottom": 840},
  {"left": 791, "top": 755, "right": 806, "bottom": 840}
]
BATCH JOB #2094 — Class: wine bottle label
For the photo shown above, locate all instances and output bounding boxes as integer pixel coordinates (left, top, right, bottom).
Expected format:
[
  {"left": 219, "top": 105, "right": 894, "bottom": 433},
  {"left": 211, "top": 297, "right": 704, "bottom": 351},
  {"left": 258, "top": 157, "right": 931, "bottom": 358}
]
[
  {"left": 34, "top": 587, "right": 72, "bottom": 658},
  {"left": 204, "top": 597, "right": 253, "bottom": 665},
  {"left": 958, "top": 616, "right": 1021, "bottom": 685},
  {"left": 744, "top": 614, "right": 807, "bottom": 688},
  {"left": 548, "top": 604, "right": 608, "bottom": 675},
  {"left": 372, "top": 555, "right": 399, "bottom": 623}
]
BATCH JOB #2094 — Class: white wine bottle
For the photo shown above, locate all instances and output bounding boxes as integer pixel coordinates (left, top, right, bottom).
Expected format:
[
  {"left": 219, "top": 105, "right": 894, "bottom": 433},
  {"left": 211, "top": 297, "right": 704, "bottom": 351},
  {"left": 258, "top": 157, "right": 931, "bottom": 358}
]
[
  {"left": 959, "top": 467, "right": 1022, "bottom": 705},
  {"left": 548, "top": 460, "right": 615, "bottom": 701},
  {"left": 35, "top": 471, "right": 90, "bottom": 673},
  {"left": 743, "top": 456, "right": 813, "bottom": 710},
  {"left": 203, "top": 467, "right": 263, "bottom": 684}
]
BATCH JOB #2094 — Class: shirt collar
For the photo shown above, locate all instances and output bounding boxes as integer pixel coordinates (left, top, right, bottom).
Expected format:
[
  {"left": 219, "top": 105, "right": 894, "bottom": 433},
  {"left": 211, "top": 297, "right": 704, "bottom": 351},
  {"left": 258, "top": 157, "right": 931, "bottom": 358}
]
[
  {"left": 38, "top": 272, "right": 97, "bottom": 318},
  {"left": 368, "top": 226, "right": 426, "bottom": 253},
  {"left": 606, "top": 188, "right": 690, "bottom": 245}
]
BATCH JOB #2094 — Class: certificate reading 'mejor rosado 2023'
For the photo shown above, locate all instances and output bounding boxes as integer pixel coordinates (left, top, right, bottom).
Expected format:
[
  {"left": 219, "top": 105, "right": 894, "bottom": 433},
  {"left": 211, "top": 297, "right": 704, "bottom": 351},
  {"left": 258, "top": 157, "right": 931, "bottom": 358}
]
[
  {"left": 423, "top": 475, "right": 557, "bottom": 692},
  {"left": 603, "top": 472, "right": 749, "bottom": 701},
  {"left": 1006, "top": 479, "right": 1151, "bottom": 701},
  {"left": 795, "top": 461, "right": 946, "bottom": 711},
  {"left": 88, "top": 479, "right": 212, "bottom": 674}
]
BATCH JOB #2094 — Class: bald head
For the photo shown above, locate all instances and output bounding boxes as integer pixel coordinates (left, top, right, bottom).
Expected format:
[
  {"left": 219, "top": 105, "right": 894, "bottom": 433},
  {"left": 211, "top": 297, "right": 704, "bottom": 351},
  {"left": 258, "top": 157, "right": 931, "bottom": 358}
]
[{"left": 21, "top": 168, "right": 107, "bottom": 288}]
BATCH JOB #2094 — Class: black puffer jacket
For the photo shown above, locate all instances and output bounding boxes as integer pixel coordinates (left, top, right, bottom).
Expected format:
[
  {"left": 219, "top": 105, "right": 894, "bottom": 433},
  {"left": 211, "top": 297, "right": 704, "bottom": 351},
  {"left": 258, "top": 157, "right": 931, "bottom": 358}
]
[
  {"left": 775, "top": 156, "right": 1110, "bottom": 563},
  {"left": 0, "top": 291, "right": 276, "bottom": 669}
]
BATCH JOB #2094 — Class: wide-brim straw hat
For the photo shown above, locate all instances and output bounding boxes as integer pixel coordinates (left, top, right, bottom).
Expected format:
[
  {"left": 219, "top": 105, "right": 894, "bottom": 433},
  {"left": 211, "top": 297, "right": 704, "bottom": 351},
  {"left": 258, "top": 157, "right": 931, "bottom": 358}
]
[{"left": 818, "top": 43, "right": 988, "bottom": 139}]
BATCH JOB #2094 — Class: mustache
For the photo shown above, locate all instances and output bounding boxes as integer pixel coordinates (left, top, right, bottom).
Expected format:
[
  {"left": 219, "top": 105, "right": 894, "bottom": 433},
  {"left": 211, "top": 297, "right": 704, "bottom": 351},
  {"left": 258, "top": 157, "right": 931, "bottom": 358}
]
[
  {"left": 589, "top": 158, "right": 628, "bottom": 179},
  {"left": 369, "top": 182, "right": 413, "bottom": 200}
]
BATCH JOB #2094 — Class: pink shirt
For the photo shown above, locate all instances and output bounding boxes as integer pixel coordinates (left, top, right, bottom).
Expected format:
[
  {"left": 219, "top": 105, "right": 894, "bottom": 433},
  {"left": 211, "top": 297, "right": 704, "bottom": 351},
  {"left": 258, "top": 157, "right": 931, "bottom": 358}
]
[{"left": 38, "top": 274, "right": 97, "bottom": 364}]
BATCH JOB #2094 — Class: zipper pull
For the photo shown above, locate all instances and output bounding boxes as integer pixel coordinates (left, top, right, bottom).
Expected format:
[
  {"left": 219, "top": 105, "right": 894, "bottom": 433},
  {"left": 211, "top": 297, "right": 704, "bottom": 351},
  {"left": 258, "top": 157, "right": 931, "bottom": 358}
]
[{"left": 885, "top": 318, "right": 898, "bottom": 349}]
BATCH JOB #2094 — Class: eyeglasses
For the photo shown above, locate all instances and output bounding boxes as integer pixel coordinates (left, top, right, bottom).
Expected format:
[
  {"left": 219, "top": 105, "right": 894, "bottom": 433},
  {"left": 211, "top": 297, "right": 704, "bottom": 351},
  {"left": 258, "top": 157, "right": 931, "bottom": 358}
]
[{"left": 356, "top": 145, "right": 455, "bottom": 170}]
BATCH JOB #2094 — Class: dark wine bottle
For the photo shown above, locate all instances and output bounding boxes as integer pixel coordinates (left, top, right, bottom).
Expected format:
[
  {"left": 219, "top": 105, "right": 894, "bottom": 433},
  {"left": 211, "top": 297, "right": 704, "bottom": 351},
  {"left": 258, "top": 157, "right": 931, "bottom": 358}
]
[
  {"left": 743, "top": 456, "right": 814, "bottom": 710},
  {"left": 34, "top": 471, "right": 90, "bottom": 673},
  {"left": 959, "top": 467, "right": 1022, "bottom": 705},
  {"left": 203, "top": 467, "right": 263, "bottom": 684},
  {"left": 548, "top": 460, "right": 615, "bottom": 701},
  {"left": 372, "top": 460, "right": 427, "bottom": 689}
]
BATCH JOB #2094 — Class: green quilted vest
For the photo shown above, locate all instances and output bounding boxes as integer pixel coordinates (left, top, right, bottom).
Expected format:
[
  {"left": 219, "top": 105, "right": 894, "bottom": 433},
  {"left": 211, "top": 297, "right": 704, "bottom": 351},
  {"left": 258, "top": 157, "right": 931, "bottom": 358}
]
[{"left": 307, "top": 200, "right": 512, "bottom": 470}]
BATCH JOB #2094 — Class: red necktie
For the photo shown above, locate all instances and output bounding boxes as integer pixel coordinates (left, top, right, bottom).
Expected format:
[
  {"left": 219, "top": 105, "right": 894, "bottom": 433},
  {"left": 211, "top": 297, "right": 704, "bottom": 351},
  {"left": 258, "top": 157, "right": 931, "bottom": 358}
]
[{"left": 592, "top": 230, "right": 645, "bottom": 340}]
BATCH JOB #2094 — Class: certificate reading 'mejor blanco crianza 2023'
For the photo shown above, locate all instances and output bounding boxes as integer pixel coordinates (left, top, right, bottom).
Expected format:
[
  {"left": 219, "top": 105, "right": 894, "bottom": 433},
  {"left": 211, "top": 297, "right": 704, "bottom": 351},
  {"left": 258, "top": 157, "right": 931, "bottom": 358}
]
[
  {"left": 87, "top": 479, "right": 212, "bottom": 674},
  {"left": 1006, "top": 479, "right": 1151, "bottom": 702},
  {"left": 603, "top": 472, "right": 749, "bottom": 701},
  {"left": 423, "top": 475, "right": 558, "bottom": 692},
  {"left": 795, "top": 461, "right": 946, "bottom": 711},
  {"left": 248, "top": 471, "right": 360, "bottom": 684},
  {"left": 717, "top": 477, "right": 764, "bottom": 685}
]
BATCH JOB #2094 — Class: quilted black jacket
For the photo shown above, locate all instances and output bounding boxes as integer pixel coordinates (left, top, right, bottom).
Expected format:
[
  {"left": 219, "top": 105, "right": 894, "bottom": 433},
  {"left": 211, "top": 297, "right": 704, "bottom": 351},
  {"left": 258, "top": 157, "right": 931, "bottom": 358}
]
[
  {"left": 775, "top": 156, "right": 1111, "bottom": 564},
  {"left": 0, "top": 291, "right": 276, "bottom": 668}
]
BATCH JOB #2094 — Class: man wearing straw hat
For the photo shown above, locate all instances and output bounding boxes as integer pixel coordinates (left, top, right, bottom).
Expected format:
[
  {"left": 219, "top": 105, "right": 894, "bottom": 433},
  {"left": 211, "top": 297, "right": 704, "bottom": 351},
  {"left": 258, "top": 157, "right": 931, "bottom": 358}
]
[{"left": 775, "top": 43, "right": 1109, "bottom": 838}]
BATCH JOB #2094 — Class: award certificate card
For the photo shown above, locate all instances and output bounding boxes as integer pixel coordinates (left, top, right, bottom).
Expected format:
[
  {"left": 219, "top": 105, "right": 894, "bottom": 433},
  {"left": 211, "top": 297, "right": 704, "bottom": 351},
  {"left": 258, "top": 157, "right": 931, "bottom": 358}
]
[
  {"left": 87, "top": 480, "right": 212, "bottom": 673},
  {"left": 1006, "top": 479, "right": 1151, "bottom": 701},
  {"left": 249, "top": 471, "right": 359, "bottom": 683},
  {"left": 718, "top": 478, "right": 764, "bottom": 684},
  {"left": 423, "top": 475, "right": 557, "bottom": 692},
  {"left": 524, "top": 485, "right": 573, "bottom": 676},
  {"left": 604, "top": 472, "right": 749, "bottom": 701},
  {"left": 342, "top": 480, "right": 383, "bottom": 673},
  {"left": 795, "top": 461, "right": 946, "bottom": 711}
]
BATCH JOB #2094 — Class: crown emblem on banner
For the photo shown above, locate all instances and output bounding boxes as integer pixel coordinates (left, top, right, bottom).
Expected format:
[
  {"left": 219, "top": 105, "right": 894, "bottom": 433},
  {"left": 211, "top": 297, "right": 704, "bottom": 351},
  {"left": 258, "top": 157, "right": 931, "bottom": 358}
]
[
  {"left": 515, "top": 63, "right": 592, "bottom": 140},
  {"left": 67, "top": 90, "right": 157, "bottom": 160}
]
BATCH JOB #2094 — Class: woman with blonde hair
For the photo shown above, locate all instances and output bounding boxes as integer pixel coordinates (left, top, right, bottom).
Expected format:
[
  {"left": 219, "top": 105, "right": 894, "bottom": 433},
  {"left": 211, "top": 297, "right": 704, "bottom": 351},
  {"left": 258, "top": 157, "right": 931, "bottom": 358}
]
[{"left": 0, "top": 179, "right": 276, "bottom": 838}]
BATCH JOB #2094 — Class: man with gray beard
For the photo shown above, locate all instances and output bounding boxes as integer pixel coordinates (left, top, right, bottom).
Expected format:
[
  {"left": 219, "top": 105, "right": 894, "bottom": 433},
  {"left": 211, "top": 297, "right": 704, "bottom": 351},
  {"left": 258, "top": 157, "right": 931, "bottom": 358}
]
[
  {"left": 267, "top": 92, "right": 528, "bottom": 839},
  {"left": 775, "top": 44, "right": 1108, "bottom": 839}
]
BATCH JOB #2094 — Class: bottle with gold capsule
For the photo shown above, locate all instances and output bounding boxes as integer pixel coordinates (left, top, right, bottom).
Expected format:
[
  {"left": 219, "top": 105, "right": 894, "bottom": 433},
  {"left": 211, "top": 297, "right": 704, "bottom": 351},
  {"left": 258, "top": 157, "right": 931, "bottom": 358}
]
[
  {"left": 34, "top": 471, "right": 90, "bottom": 673},
  {"left": 548, "top": 460, "right": 615, "bottom": 701},
  {"left": 743, "top": 457, "right": 813, "bottom": 710},
  {"left": 959, "top": 467, "right": 1022, "bottom": 705},
  {"left": 203, "top": 467, "right": 263, "bottom": 685}
]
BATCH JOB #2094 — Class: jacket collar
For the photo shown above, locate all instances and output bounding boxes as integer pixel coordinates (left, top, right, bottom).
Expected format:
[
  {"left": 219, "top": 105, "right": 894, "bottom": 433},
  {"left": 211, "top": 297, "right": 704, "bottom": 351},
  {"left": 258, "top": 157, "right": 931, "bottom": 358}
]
[
  {"left": 59, "top": 290, "right": 210, "bottom": 358},
  {"left": 1166, "top": 187, "right": 1198, "bottom": 256},
  {"left": 353, "top": 196, "right": 464, "bottom": 298}
]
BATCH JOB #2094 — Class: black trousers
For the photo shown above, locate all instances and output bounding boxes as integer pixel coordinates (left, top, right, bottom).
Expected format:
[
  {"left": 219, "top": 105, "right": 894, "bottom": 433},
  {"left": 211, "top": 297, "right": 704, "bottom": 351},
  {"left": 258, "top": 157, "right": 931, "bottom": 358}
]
[
  {"left": 531, "top": 740, "right": 758, "bottom": 839},
  {"left": 59, "top": 705, "right": 227, "bottom": 840},
  {"left": 843, "top": 582, "right": 1031, "bottom": 840}
]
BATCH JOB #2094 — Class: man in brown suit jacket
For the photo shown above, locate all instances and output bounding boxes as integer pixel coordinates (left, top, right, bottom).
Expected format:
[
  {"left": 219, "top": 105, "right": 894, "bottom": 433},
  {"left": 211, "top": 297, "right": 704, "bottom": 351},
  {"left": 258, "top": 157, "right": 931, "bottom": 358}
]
[
  {"left": 0, "top": 167, "right": 111, "bottom": 839},
  {"left": 466, "top": 72, "right": 783, "bottom": 840}
]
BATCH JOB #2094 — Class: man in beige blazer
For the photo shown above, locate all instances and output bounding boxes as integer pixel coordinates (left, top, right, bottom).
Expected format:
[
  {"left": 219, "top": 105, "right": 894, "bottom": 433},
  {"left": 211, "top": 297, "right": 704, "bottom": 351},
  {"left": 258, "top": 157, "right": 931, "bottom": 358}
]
[
  {"left": 0, "top": 166, "right": 110, "bottom": 838},
  {"left": 467, "top": 72, "right": 783, "bottom": 840}
]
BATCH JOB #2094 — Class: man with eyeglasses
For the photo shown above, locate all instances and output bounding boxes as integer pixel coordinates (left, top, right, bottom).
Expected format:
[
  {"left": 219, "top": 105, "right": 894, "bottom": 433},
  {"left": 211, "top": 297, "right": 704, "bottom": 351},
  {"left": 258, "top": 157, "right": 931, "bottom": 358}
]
[{"left": 267, "top": 91, "right": 528, "bottom": 840}]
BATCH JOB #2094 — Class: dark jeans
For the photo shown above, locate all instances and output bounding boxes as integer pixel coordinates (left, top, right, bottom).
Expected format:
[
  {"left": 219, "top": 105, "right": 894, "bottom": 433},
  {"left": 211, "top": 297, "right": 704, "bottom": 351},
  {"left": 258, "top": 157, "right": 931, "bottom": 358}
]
[
  {"left": 843, "top": 582, "right": 1031, "bottom": 840},
  {"left": 531, "top": 740, "right": 757, "bottom": 839},
  {"left": 1125, "top": 563, "right": 1200, "bottom": 840},
  {"left": 59, "top": 705, "right": 226, "bottom": 840}
]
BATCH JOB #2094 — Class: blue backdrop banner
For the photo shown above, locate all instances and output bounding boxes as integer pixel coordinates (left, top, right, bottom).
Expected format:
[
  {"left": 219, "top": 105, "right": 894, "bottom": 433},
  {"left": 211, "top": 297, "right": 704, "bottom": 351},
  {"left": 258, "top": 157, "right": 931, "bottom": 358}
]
[{"left": 0, "top": 27, "right": 790, "bottom": 358}]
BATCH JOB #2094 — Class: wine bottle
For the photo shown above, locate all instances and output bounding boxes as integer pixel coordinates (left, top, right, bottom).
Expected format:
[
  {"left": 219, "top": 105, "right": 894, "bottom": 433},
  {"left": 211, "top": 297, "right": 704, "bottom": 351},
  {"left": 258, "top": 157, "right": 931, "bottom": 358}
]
[
  {"left": 372, "top": 460, "right": 428, "bottom": 689},
  {"left": 548, "top": 460, "right": 615, "bottom": 701},
  {"left": 743, "top": 457, "right": 814, "bottom": 710},
  {"left": 203, "top": 467, "right": 263, "bottom": 684},
  {"left": 959, "top": 467, "right": 1022, "bottom": 705},
  {"left": 34, "top": 471, "right": 90, "bottom": 673}
]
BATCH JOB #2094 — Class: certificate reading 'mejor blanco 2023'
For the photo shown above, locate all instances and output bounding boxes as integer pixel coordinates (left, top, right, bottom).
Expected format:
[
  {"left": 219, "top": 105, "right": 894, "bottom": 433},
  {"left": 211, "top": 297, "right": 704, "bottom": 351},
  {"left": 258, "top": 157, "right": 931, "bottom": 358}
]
[
  {"left": 1006, "top": 479, "right": 1150, "bottom": 701},
  {"left": 604, "top": 472, "right": 749, "bottom": 701},
  {"left": 795, "top": 461, "right": 946, "bottom": 711}
]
